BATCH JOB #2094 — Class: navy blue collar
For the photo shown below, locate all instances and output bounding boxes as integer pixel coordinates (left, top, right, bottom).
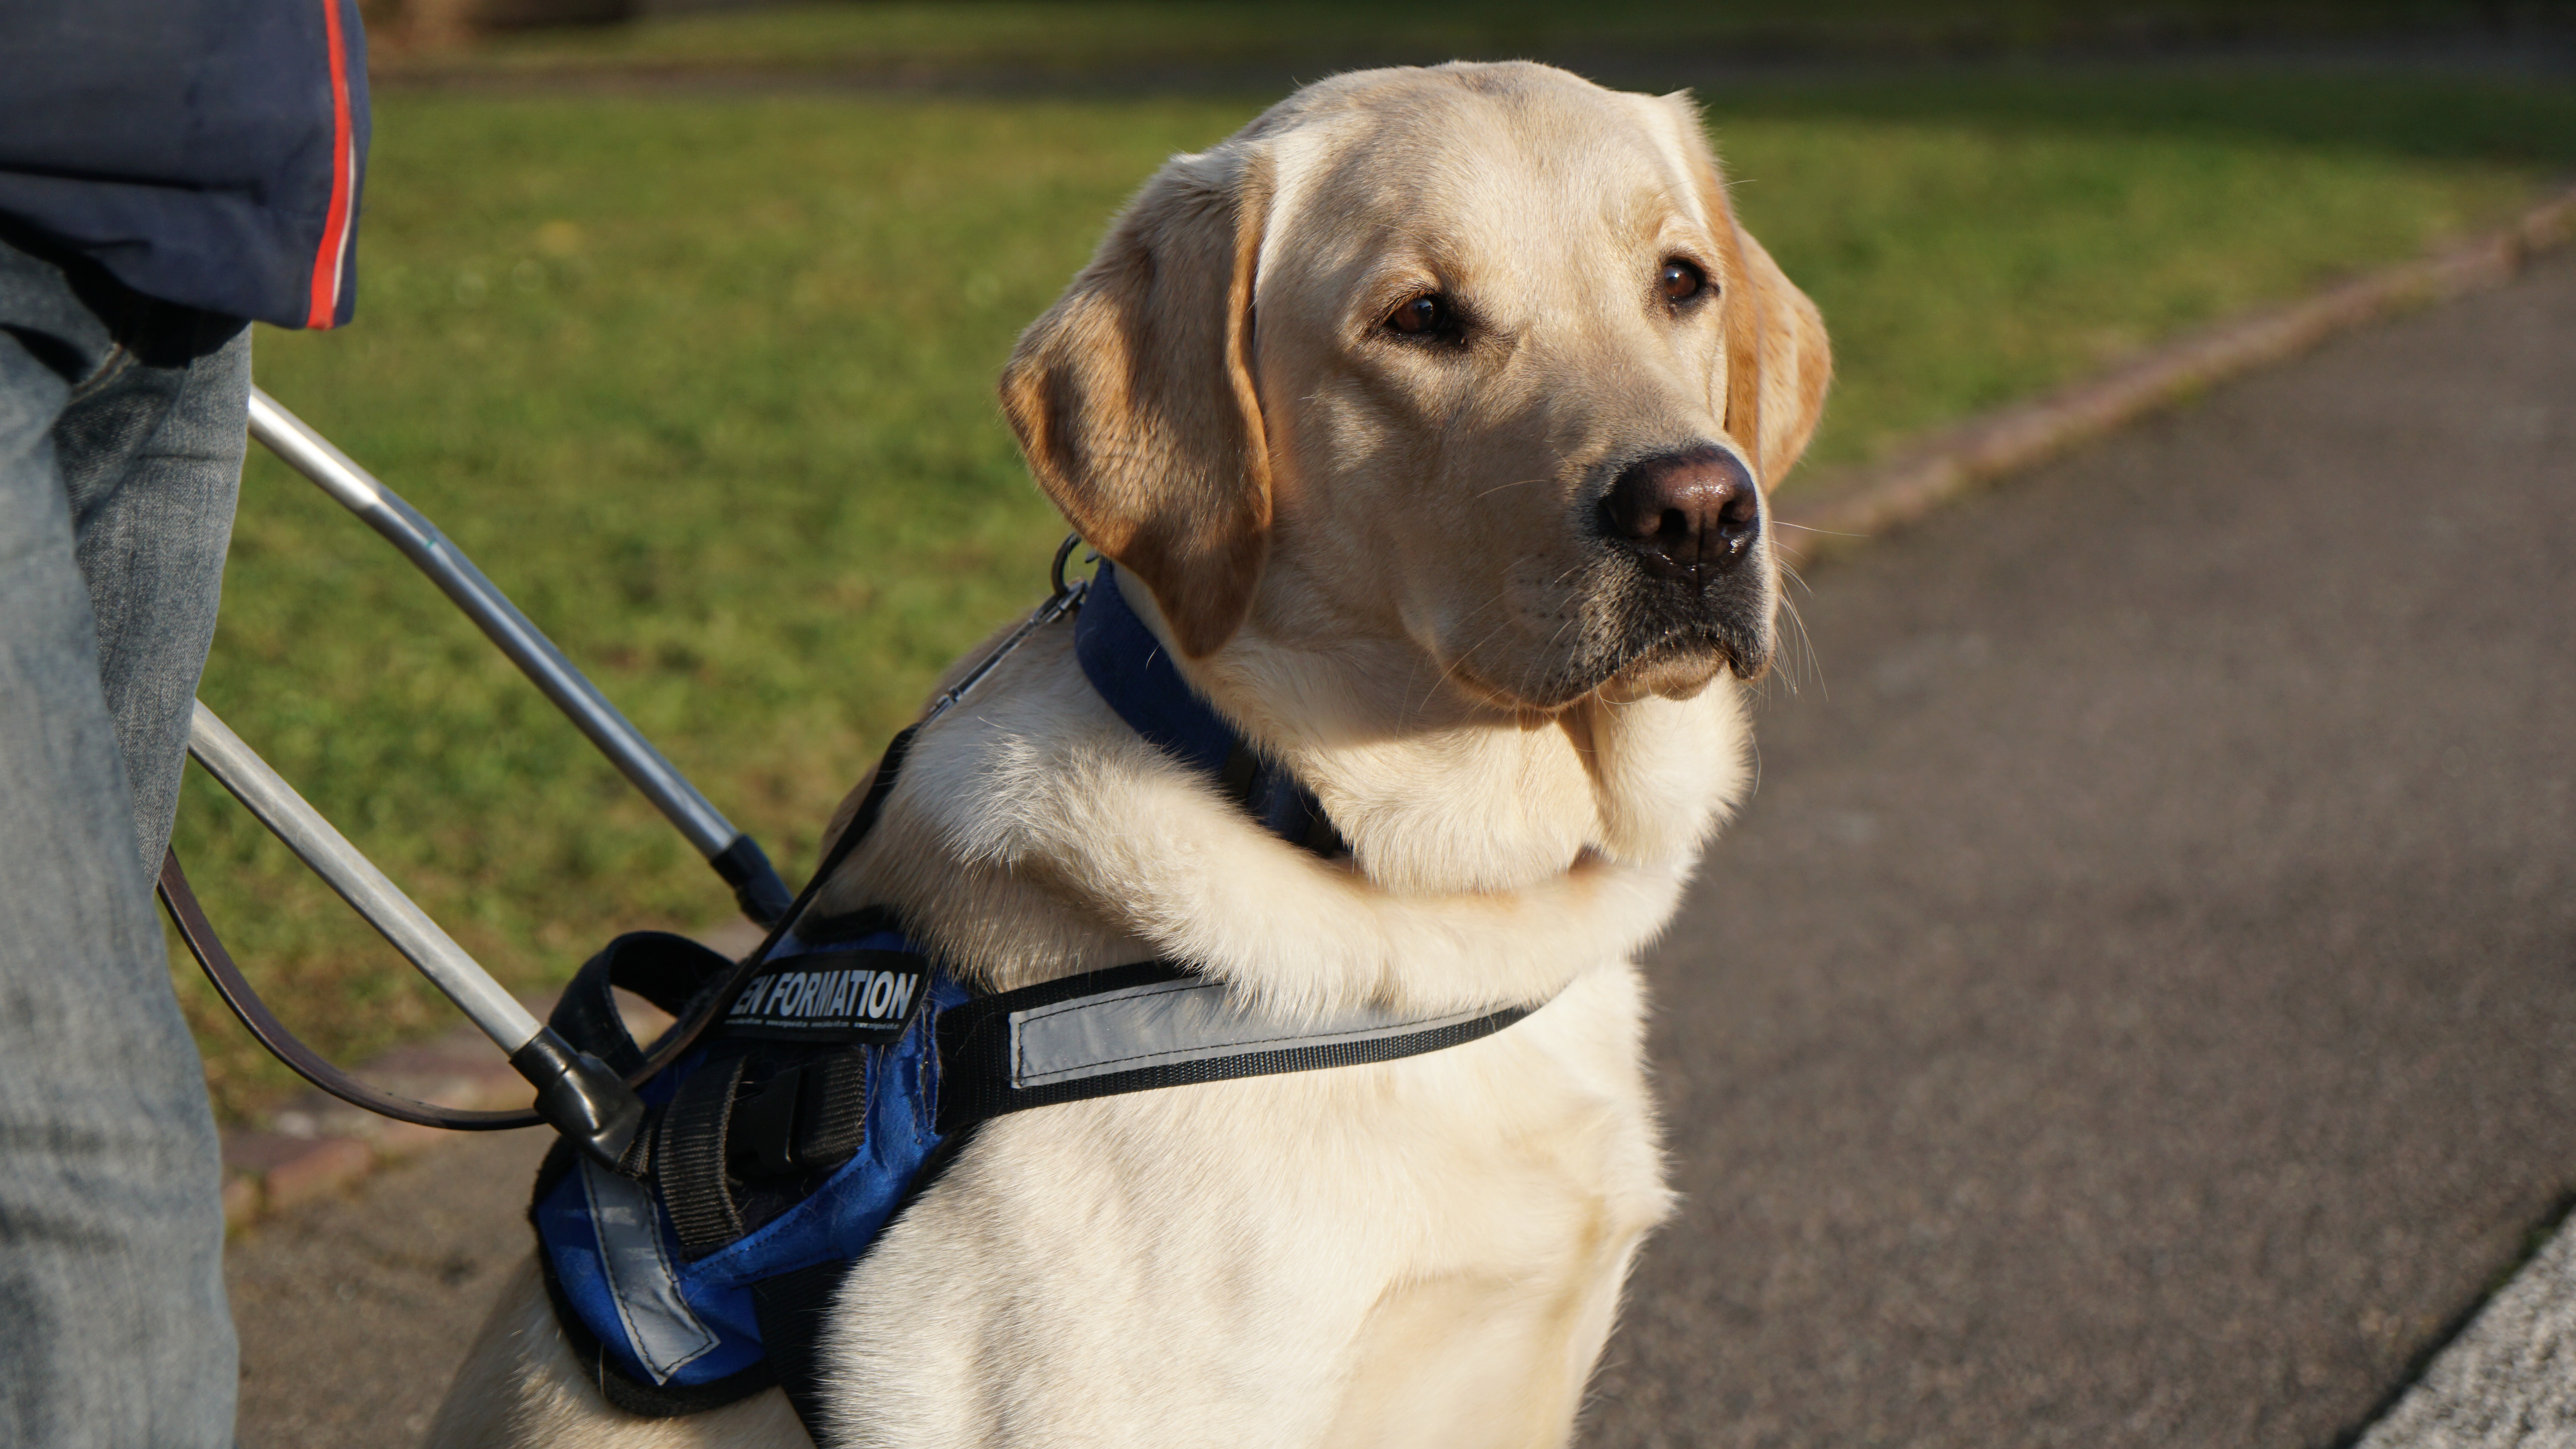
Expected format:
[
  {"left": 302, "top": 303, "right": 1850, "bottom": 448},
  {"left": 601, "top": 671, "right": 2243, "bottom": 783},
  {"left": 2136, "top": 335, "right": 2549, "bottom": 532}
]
[{"left": 1073, "top": 564, "right": 1344, "bottom": 858}]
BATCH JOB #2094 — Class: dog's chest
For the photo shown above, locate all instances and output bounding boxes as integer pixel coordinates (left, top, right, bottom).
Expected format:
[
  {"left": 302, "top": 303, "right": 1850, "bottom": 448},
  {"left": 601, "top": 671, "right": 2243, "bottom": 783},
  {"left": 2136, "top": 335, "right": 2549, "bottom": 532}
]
[{"left": 828, "top": 964, "right": 1666, "bottom": 1448}]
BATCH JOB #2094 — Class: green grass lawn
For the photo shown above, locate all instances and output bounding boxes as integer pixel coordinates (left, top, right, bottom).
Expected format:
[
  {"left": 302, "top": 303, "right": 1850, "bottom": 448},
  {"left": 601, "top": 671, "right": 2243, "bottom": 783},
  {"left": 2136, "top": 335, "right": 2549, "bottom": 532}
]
[
  {"left": 179, "top": 68, "right": 2573, "bottom": 1116},
  {"left": 463, "top": 0, "right": 2530, "bottom": 74}
]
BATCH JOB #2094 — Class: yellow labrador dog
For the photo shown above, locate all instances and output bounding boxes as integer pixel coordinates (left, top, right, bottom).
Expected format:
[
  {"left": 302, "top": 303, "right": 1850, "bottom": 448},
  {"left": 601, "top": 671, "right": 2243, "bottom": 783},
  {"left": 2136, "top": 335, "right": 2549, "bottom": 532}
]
[{"left": 432, "top": 59, "right": 1826, "bottom": 1449}]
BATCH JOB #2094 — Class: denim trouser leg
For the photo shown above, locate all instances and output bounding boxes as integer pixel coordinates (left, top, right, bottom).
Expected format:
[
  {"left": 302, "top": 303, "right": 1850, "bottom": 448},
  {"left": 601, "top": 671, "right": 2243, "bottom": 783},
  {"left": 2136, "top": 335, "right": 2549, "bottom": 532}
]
[{"left": 0, "top": 239, "right": 246, "bottom": 1449}]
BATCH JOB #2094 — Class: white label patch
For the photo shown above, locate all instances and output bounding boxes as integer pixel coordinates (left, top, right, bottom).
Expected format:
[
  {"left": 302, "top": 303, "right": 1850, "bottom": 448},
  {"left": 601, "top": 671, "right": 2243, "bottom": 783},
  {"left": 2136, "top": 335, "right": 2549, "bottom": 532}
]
[{"left": 724, "top": 949, "right": 927, "bottom": 1043}]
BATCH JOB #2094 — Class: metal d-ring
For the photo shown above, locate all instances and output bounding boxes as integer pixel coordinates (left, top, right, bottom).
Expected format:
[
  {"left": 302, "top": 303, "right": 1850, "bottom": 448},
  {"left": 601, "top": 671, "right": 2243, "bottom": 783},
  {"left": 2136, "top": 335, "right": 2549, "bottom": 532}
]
[
  {"left": 1051, "top": 531, "right": 1083, "bottom": 599},
  {"left": 923, "top": 535, "right": 1095, "bottom": 727}
]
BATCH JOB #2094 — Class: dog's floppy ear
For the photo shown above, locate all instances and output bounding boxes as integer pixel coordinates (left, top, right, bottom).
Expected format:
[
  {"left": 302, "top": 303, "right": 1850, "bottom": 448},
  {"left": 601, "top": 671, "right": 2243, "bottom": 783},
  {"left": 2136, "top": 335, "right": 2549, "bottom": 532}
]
[
  {"left": 1732, "top": 225, "right": 1832, "bottom": 485},
  {"left": 1661, "top": 96, "right": 1832, "bottom": 488},
  {"left": 1000, "top": 148, "right": 1274, "bottom": 658}
]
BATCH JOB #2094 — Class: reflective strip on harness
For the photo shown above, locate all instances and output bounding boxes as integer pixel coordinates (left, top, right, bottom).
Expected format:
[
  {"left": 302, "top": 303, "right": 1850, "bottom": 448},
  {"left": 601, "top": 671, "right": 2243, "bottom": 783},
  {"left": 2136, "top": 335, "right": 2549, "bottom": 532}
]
[
  {"left": 933, "top": 962, "right": 1534, "bottom": 1133},
  {"left": 1009, "top": 976, "right": 1505, "bottom": 1088},
  {"left": 579, "top": 1157, "right": 720, "bottom": 1384}
]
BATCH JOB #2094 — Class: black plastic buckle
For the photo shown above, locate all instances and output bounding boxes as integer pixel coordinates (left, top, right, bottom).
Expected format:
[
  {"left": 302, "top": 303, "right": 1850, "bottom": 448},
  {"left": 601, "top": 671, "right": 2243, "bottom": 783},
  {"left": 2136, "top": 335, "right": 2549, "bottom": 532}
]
[{"left": 727, "top": 1055, "right": 868, "bottom": 1179}]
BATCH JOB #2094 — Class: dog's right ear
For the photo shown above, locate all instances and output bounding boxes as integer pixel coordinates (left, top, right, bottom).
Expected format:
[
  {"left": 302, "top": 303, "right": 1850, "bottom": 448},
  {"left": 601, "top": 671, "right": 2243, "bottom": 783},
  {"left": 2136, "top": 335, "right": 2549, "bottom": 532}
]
[
  {"left": 1000, "top": 149, "right": 1274, "bottom": 658},
  {"left": 1732, "top": 225, "right": 1832, "bottom": 487}
]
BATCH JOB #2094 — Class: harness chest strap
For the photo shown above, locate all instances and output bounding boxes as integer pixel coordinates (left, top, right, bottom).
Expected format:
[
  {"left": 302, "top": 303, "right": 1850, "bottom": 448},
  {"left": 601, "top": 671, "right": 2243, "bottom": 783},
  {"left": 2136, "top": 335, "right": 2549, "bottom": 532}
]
[
  {"left": 535, "top": 931, "right": 1531, "bottom": 1431},
  {"left": 936, "top": 961, "right": 1528, "bottom": 1129},
  {"left": 532, "top": 561, "right": 1542, "bottom": 1444}
]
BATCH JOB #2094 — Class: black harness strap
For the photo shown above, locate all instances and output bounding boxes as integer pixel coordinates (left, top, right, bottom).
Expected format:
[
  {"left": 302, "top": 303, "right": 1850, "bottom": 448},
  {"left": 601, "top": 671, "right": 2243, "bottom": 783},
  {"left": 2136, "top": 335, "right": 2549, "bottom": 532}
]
[
  {"left": 659, "top": 1053, "right": 750, "bottom": 1258},
  {"left": 158, "top": 726, "right": 925, "bottom": 1147},
  {"left": 552, "top": 931, "right": 735, "bottom": 1079},
  {"left": 727, "top": 1052, "right": 869, "bottom": 1178},
  {"left": 749, "top": 1262, "right": 854, "bottom": 1440}
]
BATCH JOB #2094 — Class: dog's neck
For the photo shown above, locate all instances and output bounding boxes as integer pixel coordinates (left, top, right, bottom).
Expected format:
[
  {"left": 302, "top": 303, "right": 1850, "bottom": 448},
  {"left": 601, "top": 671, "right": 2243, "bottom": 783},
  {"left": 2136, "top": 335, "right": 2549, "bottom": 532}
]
[
  {"left": 1179, "top": 546, "right": 1756, "bottom": 886},
  {"left": 1187, "top": 627, "right": 1745, "bottom": 896},
  {"left": 824, "top": 584, "right": 1749, "bottom": 1015}
]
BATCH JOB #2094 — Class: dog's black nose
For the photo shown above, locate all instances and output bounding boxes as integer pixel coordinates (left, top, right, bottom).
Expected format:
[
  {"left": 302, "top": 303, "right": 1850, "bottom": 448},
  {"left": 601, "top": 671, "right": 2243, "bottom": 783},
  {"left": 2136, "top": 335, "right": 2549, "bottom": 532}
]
[{"left": 1599, "top": 446, "right": 1761, "bottom": 581}]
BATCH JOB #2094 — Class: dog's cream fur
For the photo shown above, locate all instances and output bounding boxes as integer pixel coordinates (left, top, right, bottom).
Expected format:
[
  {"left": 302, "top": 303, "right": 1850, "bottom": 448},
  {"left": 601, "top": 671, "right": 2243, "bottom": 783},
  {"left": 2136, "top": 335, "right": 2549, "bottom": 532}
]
[{"left": 430, "top": 61, "right": 1828, "bottom": 1449}]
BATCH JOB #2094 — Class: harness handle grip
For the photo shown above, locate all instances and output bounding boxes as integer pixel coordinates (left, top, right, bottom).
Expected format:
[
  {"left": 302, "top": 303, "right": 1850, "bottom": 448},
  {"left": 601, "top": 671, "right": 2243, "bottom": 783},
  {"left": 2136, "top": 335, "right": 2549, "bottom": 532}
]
[{"left": 709, "top": 834, "right": 795, "bottom": 930}]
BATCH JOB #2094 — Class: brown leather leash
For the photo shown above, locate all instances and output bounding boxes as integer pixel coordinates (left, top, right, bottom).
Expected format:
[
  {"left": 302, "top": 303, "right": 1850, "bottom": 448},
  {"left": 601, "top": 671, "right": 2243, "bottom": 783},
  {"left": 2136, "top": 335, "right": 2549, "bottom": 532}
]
[
  {"left": 158, "top": 718, "right": 928, "bottom": 1134},
  {"left": 158, "top": 850, "right": 545, "bottom": 1130}
]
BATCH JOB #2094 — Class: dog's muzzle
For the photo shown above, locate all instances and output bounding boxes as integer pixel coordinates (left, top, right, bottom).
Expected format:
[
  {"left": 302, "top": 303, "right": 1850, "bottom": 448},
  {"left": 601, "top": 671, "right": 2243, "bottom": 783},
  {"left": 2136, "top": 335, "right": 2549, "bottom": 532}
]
[{"left": 1589, "top": 444, "right": 1776, "bottom": 683}]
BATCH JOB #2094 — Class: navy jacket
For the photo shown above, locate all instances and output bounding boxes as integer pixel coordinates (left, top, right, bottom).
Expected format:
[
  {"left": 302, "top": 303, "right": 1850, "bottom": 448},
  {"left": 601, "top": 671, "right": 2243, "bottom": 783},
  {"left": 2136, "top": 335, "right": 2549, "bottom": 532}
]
[{"left": 0, "top": 0, "right": 371, "bottom": 329}]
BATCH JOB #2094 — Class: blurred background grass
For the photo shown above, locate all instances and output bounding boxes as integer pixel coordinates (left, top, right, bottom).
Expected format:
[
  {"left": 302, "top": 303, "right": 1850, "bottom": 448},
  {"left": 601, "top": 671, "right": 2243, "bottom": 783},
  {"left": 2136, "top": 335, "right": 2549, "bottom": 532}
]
[
  {"left": 179, "top": 2, "right": 2576, "bottom": 1117},
  {"left": 452, "top": 0, "right": 2561, "bottom": 71}
]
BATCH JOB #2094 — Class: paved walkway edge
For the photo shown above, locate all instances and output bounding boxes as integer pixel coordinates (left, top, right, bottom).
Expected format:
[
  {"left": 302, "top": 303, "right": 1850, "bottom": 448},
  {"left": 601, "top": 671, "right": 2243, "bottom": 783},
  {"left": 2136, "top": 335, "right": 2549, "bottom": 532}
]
[
  {"left": 215, "top": 187, "right": 2576, "bottom": 1232},
  {"left": 217, "top": 1006, "right": 546, "bottom": 1230},
  {"left": 2350, "top": 1197, "right": 2576, "bottom": 1449},
  {"left": 1774, "top": 186, "right": 2576, "bottom": 567}
]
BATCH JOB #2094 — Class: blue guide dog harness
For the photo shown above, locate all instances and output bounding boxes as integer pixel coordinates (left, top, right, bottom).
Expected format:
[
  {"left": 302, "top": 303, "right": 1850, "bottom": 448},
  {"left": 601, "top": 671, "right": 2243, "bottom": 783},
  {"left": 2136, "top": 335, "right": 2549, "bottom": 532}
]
[{"left": 530, "top": 565, "right": 1537, "bottom": 1443}]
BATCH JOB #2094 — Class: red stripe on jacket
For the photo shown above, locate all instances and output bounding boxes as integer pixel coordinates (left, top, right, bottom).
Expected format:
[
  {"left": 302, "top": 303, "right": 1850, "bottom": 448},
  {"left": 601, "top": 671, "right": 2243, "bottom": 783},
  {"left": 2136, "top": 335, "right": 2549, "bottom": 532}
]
[{"left": 304, "top": 0, "right": 355, "bottom": 329}]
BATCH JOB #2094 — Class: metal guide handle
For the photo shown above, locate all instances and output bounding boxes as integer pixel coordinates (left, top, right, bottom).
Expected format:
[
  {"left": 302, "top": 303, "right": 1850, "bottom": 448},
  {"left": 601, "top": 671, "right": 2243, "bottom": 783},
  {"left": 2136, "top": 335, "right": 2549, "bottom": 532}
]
[
  {"left": 179, "top": 403, "right": 1086, "bottom": 1154},
  {"left": 245, "top": 388, "right": 791, "bottom": 926},
  {"left": 185, "top": 701, "right": 541, "bottom": 1051},
  {"left": 184, "top": 701, "right": 641, "bottom": 1163}
]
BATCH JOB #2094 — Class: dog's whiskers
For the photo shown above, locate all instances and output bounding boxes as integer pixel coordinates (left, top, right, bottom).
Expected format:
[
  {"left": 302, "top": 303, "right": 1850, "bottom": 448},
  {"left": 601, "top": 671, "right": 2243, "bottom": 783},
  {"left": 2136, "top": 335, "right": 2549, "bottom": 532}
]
[
  {"left": 1768, "top": 555, "right": 1824, "bottom": 699},
  {"left": 1412, "top": 557, "right": 1607, "bottom": 717},
  {"left": 1778, "top": 596, "right": 1823, "bottom": 699}
]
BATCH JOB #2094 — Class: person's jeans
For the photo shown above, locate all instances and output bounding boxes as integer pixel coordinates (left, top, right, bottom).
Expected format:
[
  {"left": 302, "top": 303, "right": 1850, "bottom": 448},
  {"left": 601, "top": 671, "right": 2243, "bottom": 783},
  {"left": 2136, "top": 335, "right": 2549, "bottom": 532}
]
[{"left": 0, "top": 232, "right": 246, "bottom": 1449}]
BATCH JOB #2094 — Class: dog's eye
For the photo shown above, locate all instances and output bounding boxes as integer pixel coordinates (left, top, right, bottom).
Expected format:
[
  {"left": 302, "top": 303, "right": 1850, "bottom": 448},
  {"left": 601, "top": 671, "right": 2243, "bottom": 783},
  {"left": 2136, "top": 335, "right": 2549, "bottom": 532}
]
[
  {"left": 1384, "top": 293, "right": 1455, "bottom": 339},
  {"left": 1659, "top": 260, "right": 1710, "bottom": 304}
]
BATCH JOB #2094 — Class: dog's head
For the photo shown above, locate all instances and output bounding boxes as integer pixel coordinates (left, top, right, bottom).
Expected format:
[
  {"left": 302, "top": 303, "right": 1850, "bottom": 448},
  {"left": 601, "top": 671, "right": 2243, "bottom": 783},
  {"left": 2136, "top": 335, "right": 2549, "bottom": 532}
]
[{"left": 1002, "top": 62, "right": 1830, "bottom": 711}]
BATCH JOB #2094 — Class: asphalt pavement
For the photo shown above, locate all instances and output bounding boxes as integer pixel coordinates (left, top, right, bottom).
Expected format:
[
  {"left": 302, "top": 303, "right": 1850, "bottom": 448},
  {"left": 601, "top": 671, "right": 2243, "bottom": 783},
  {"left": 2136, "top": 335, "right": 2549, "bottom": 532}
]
[{"left": 228, "top": 252, "right": 2576, "bottom": 1448}]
